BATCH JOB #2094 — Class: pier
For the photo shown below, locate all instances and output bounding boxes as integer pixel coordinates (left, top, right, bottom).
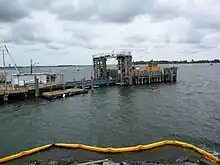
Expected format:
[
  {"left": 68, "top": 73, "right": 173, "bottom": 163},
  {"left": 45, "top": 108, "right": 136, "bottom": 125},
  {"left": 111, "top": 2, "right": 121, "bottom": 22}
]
[
  {"left": 92, "top": 51, "right": 177, "bottom": 86},
  {"left": 0, "top": 51, "right": 178, "bottom": 102}
]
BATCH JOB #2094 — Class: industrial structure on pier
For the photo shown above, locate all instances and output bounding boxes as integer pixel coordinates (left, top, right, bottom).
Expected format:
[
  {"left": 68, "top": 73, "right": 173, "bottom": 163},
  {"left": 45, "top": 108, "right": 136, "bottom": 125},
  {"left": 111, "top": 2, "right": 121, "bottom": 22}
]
[
  {"left": 0, "top": 50, "right": 178, "bottom": 101},
  {"left": 92, "top": 51, "right": 177, "bottom": 86},
  {"left": 93, "top": 51, "right": 133, "bottom": 85}
]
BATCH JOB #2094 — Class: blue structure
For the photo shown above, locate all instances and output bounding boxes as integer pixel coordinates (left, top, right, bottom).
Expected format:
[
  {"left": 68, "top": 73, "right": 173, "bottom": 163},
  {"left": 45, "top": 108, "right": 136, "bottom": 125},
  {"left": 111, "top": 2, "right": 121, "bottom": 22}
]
[{"left": 66, "top": 79, "right": 115, "bottom": 88}]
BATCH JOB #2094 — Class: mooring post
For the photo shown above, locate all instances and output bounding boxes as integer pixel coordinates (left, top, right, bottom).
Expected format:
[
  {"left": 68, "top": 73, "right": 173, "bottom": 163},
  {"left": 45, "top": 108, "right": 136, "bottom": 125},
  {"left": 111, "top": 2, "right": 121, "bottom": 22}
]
[
  {"left": 63, "top": 81, "right": 65, "bottom": 90},
  {"left": 120, "top": 58, "right": 123, "bottom": 86},
  {"left": 82, "top": 77, "right": 85, "bottom": 90},
  {"left": 73, "top": 78, "right": 77, "bottom": 88},
  {"left": 170, "top": 70, "right": 173, "bottom": 82},
  {"left": 81, "top": 78, "right": 84, "bottom": 89},
  {"left": 91, "top": 73, "right": 94, "bottom": 91},
  {"left": 149, "top": 72, "right": 151, "bottom": 84},
  {"left": 34, "top": 76, "right": 39, "bottom": 97},
  {"left": 128, "top": 71, "right": 133, "bottom": 85}
]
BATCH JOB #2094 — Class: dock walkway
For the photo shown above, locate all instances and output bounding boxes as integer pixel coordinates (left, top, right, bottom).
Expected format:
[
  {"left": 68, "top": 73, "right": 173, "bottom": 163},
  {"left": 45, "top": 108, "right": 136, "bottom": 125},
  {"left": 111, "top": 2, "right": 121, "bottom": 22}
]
[
  {"left": 41, "top": 88, "right": 88, "bottom": 99},
  {"left": 0, "top": 87, "right": 28, "bottom": 96}
]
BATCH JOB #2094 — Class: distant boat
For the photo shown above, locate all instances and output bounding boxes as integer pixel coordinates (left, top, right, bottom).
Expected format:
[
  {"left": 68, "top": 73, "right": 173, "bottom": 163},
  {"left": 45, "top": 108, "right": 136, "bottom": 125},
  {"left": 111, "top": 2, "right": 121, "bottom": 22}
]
[
  {"left": 210, "top": 63, "right": 213, "bottom": 66},
  {"left": 76, "top": 65, "right": 80, "bottom": 71}
]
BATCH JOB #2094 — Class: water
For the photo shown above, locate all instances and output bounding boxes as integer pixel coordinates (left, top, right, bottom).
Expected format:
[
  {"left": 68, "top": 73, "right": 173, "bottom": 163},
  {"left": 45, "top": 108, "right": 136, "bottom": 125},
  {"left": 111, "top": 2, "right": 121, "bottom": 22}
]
[{"left": 0, "top": 64, "right": 220, "bottom": 158}]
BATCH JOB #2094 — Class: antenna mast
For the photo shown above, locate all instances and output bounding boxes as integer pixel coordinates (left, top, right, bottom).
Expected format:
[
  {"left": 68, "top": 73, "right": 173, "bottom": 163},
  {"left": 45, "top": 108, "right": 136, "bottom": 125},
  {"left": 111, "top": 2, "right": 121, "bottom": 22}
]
[
  {"left": 2, "top": 49, "right": 7, "bottom": 87},
  {"left": 4, "top": 44, "right": 21, "bottom": 74}
]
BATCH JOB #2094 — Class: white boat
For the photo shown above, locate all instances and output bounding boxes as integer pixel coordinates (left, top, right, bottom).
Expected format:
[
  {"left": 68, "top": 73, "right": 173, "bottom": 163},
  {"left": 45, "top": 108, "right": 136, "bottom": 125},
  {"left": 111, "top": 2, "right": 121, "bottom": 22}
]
[{"left": 76, "top": 65, "right": 80, "bottom": 71}]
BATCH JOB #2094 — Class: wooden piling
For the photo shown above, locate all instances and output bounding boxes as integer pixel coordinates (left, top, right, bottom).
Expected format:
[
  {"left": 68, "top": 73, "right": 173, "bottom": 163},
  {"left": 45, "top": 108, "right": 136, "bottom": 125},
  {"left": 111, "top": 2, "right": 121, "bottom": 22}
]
[
  {"left": 128, "top": 71, "right": 133, "bottom": 86},
  {"left": 170, "top": 71, "right": 173, "bottom": 82},
  {"left": 82, "top": 77, "right": 86, "bottom": 90},
  {"left": 91, "top": 74, "right": 94, "bottom": 91},
  {"left": 34, "top": 76, "right": 39, "bottom": 97}
]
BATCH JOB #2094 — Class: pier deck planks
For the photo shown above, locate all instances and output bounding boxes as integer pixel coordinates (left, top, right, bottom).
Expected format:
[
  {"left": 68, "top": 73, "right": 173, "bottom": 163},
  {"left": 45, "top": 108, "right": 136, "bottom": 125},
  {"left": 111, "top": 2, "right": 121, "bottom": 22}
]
[{"left": 41, "top": 88, "right": 88, "bottom": 99}]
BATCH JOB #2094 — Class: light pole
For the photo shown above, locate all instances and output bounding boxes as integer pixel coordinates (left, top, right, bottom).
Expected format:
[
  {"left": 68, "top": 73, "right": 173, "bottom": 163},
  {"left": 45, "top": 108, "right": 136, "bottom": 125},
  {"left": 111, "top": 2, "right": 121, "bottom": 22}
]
[{"left": 30, "top": 59, "right": 39, "bottom": 74}]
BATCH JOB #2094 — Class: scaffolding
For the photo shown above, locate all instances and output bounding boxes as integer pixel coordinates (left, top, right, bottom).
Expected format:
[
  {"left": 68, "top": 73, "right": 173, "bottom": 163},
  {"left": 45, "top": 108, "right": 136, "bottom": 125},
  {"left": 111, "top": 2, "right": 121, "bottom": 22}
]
[{"left": 93, "top": 51, "right": 132, "bottom": 85}]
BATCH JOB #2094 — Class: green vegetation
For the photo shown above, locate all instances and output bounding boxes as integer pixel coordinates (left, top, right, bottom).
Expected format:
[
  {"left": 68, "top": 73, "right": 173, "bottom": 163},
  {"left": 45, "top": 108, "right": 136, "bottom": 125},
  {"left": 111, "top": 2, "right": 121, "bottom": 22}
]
[{"left": 132, "top": 59, "right": 220, "bottom": 65}]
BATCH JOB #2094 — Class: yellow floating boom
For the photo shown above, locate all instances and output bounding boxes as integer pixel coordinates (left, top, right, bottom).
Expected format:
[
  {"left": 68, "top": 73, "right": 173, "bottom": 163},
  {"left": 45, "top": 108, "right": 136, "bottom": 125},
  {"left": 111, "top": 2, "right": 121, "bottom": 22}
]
[{"left": 0, "top": 140, "right": 219, "bottom": 164}]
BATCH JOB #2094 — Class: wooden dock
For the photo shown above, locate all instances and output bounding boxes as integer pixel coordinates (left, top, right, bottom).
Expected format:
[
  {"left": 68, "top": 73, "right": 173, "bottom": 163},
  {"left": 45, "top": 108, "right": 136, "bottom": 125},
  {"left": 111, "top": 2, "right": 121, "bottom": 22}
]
[
  {"left": 128, "top": 67, "right": 177, "bottom": 85},
  {"left": 0, "top": 87, "right": 28, "bottom": 95},
  {"left": 0, "top": 87, "right": 29, "bottom": 101},
  {"left": 41, "top": 88, "right": 88, "bottom": 99}
]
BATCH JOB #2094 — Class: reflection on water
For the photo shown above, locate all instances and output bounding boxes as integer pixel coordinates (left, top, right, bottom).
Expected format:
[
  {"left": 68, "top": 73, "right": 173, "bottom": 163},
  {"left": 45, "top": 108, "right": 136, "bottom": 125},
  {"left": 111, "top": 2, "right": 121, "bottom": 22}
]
[{"left": 0, "top": 64, "right": 220, "bottom": 157}]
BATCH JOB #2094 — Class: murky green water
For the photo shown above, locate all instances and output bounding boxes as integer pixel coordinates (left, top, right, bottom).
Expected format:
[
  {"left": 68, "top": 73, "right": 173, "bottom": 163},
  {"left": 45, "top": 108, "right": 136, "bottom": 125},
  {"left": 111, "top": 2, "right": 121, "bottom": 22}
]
[{"left": 0, "top": 64, "right": 219, "bottom": 157}]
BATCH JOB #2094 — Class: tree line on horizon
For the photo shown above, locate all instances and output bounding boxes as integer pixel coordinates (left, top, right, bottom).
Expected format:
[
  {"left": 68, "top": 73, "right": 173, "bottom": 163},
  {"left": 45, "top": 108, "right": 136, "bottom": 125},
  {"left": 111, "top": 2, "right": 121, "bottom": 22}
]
[
  {"left": 132, "top": 59, "right": 220, "bottom": 65},
  {"left": 1, "top": 59, "right": 220, "bottom": 69}
]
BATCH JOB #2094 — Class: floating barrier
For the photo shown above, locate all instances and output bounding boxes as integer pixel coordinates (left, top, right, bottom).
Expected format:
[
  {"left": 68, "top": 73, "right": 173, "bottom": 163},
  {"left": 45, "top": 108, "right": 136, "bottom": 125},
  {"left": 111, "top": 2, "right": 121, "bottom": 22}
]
[
  {"left": 0, "top": 144, "right": 52, "bottom": 164},
  {"left": 0, "top": 140, "right": 219, "bottom": 164}
]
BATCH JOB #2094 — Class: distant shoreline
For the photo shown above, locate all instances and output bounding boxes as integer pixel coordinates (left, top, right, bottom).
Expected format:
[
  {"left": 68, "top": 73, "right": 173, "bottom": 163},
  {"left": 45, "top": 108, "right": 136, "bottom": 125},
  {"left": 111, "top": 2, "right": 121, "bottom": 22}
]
[
  {"left": 0, "top": 65, "right": 92, "bottom": 69},
  {"left": 0, "top": 59, "right": 219, "bottom": 69},
  {"left": 133, "top": 59, "right": 220, "bottom": 65}
]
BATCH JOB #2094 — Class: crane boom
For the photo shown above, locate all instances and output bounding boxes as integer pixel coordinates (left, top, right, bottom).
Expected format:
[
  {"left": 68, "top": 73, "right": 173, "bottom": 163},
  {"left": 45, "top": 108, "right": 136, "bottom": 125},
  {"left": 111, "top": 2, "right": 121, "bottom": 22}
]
[{"left": 4, "top": 44, "right": 21, "bottom": 74}]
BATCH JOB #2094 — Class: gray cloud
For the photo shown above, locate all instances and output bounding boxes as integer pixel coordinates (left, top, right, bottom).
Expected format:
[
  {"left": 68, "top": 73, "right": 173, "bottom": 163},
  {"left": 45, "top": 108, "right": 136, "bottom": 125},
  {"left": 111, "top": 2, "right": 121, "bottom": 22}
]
[
  {"left": 95, "top": 0, "right": 152, "bottom": 23},
  {"left": 48, "top": 0, "right": 220, "bottom": 37},
  {"left": 46, "top": 43, "right": 65, "bottom": 50},
  {"left": 0, "top": 0, "right": 29, "bottom": 22},
  {"left": 50, "top": 0, "right": 153, "bottom": 23},
  {"left": 9, "top": 22, "right": 51, "bottom": 45},
  {"left": 26, "top": 0, "right": 54, "bottom": 10},
  {"left": 70, "top": 40, "right": 98, "bottom": 50},
  {"left": 72, "top": 30, "right": 98, "bottom": 41},
  {"left": 23, "top": 47, "right": 41, "bottom": 53},
  {"left": 50, "top": 0, "right": 96, "bottom": 21},
  {"left": 0, "top": 0, "right": 220, "bottom": 65},
  {"left": 126, "top": 36, "right": 147, "bottom": 44}
]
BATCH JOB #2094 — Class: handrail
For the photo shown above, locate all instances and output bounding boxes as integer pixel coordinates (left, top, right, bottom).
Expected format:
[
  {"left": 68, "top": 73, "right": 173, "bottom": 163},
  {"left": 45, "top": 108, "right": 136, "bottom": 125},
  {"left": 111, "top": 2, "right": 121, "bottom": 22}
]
[{"left": 0, "top": 140, "right": 219, "bottom": 164}]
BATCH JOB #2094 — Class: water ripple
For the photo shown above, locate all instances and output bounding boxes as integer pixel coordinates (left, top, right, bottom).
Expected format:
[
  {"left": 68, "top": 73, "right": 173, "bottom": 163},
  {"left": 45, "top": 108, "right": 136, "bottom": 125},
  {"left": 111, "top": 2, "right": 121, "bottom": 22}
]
[{"left": 0, "top": 64, "right": 220, "bottom": 157}]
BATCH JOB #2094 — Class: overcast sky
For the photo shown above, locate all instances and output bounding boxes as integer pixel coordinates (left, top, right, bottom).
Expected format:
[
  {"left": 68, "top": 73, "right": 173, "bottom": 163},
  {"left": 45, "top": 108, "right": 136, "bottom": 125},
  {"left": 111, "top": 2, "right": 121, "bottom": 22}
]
[{"left": 0, "top": 0, "right": 220, "bottom": 65}]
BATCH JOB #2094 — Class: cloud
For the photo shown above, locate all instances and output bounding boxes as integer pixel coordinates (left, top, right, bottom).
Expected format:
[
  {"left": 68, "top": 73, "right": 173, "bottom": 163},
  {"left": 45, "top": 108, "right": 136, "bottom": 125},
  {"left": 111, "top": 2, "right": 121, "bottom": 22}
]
[
  {"left": 9, "top": 21, "right": 51, "bottom": 45},
  {"left": 26, "top": 0, "right": 54, "bottom": 10},
  {"left": 0, "top": 0, "right": 220, "bottom": 65},
  {"left": 46, "top": 43, "right": 66, "bottom": 50},
  {"left": 0, "top": 0, "right": 29, "bottom": 22},
  {"left": 50, "top": 0, "right": 153, "bottom": 23}
]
